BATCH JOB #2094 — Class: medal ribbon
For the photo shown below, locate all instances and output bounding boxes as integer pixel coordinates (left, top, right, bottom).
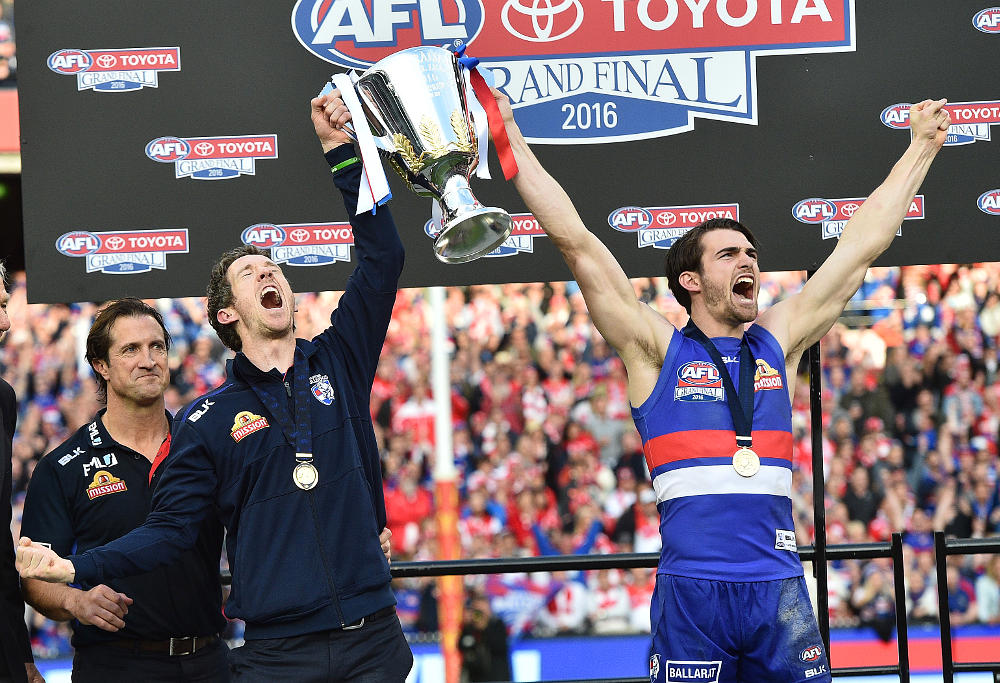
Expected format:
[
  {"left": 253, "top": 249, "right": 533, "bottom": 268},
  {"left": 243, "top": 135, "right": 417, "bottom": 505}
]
[
  {"left": 246, "top": 347, "right": 314, "bottom": 467},
  {"left": 681, "top": 321, "right": 755, "bottom": 449}
]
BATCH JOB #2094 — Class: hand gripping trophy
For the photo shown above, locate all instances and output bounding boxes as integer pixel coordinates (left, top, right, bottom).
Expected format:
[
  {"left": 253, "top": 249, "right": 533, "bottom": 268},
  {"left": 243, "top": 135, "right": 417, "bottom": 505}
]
[{"left": 334, "top": 45, "right": 513, "bottom": 263}]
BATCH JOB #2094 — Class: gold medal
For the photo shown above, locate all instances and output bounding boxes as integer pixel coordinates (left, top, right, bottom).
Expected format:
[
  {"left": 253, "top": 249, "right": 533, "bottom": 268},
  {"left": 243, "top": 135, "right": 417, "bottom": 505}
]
[
  {"left": 732, "top": 447, "right": 760, "bottom": 477},
  {"left": 293, "top": 462, "right": 319, "bottom": 490}
]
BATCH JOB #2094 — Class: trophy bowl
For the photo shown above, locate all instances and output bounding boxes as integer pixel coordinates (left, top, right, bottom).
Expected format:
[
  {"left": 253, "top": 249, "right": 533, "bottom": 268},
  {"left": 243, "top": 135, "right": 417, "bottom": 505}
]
[{"left": 351, "top": 46, "right": 512, "bottom": 264}]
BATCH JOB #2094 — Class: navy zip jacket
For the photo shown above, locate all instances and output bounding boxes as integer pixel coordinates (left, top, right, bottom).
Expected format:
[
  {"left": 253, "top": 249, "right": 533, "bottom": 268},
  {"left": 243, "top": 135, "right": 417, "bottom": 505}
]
[{"left": 68, "top": 145, "right": 405, "bottom": 639}]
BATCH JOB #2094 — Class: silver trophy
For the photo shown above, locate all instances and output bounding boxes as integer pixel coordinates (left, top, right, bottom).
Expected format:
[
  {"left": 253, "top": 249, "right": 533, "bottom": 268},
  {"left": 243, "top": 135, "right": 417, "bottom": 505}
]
[{"left": 345, "top": 46, "right": 512, "bottom": 264}]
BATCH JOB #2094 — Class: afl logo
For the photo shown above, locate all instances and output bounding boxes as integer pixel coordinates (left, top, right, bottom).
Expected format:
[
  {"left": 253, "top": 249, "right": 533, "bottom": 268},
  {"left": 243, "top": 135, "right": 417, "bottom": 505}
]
[
  {"left": 677, "top": 361, "right": 720, "bottom": 386},
  {"left": 56, "top": 231, "right": 100, "bottom": 256},
  {"left": 799, "top": 645, "right": 823, "bottom": 662},
  {"left": 974, "top": 7, "right": 1000, "bottom": 33},
  {"left": 424, "top": 219, "right": 442, "bottom": 239},
  {"left": 291, "top": 0, "right": 485, "bottom": 70},
  {"left": 792, "top": 198, "right": 837, "bottom": 224},
  {"left": 608, "top": 207, "right": 653, "bottom": 232},
  {"left": 145, "top": 137, "right": 191, "bottom": 162},
  {"left": 501, "top": 0, "right": 584, "bottom": 43},
  {"left": 978, "top": 189, "right": 1000, "bottom": 215},
  {"left": 47, "top": 49, "right": 92, "bottom": 74},
  {"left": 242, "top": 224, "right": 287, "bottom": 248}
]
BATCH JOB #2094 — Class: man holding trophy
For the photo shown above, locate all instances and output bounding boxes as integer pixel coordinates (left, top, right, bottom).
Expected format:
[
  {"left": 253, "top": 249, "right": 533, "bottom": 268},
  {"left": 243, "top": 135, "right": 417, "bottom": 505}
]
[
  {"left": 491, "top": 91, "right": 950, "bottom": 681},
  {"left": 16, "top": 90, "right": 413, "bottom": 681}
]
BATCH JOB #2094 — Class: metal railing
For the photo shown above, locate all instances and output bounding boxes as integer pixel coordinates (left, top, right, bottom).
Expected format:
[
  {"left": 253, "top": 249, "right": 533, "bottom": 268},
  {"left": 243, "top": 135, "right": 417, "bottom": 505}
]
[
  {"left": 933, "top": 532, "right": 1000, "bottom": 682},
  {"left": 388, "top": 534, "right": 910, "bottom": 682}
]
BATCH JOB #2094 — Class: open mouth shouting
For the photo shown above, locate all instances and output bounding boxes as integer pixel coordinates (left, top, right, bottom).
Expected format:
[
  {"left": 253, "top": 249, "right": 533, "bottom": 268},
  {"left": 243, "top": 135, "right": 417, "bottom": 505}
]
[
  {"left": 733, "top": 274, "right": 755, "bottom": 304},
  {"left": 260, "top": 285, "right": 283, "bottom": 310}
]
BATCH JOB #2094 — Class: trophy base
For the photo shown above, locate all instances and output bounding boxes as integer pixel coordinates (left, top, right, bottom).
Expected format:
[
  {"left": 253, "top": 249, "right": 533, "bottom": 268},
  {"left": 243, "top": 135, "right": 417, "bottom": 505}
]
[{"left": 433, "top": 208, "right": 513, "bottom": 264}]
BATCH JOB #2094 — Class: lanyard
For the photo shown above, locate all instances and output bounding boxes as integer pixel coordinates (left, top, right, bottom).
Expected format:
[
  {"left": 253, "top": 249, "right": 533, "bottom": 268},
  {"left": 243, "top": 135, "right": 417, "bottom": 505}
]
[
  {"left": 681, "top": 321, "right": 755, "bottom": 449},
  {"left": 246, "top": 347, "right": 317, "bottom": 489}
]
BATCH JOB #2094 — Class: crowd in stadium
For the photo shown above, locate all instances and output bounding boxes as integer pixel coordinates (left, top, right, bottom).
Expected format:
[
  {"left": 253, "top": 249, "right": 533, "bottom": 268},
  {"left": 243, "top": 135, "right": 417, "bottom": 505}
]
[{"left": 3, "top": 260, "right": 1000, "bottom": 657}]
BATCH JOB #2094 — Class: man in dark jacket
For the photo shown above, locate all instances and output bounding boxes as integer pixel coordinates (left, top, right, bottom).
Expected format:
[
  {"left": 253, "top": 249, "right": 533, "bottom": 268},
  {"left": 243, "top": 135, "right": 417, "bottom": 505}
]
[
  {"left": 17, "top": 93, "right": 411, "bottom": 681},
  {"left": 0, "top": 263, "right": 42, "bottom": 683}
]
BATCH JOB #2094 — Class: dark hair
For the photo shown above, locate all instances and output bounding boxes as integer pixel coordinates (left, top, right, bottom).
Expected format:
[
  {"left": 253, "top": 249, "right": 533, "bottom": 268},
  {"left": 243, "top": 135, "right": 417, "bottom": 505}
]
[
  {"left": 206, "top": 245, "right": 268, "bottom": 352},
  {"left": 664, "top": 218, "right": 760, "bottom": 313},
  {"left": 86, "top": 298, "right": 170, "bottom": 404}
]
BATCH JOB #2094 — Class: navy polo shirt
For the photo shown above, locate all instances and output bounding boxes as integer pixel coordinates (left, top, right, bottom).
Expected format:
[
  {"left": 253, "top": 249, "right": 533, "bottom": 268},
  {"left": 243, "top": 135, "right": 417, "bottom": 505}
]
[{"left": 20, "top": 410, "right": 225, "bottom": 648}]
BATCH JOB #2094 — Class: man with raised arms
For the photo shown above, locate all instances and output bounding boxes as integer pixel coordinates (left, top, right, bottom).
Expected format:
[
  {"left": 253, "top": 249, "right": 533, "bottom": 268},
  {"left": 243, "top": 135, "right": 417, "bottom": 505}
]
[{"left": 493, "top": 93, "right": 950, "bottom": 682}]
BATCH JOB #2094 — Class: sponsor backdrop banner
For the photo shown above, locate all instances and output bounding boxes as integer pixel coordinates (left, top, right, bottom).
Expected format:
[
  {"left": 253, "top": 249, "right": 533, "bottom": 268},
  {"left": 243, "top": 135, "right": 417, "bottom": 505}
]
[{"left": 17, "top": 1, "right": 1000, "bottom": 303}]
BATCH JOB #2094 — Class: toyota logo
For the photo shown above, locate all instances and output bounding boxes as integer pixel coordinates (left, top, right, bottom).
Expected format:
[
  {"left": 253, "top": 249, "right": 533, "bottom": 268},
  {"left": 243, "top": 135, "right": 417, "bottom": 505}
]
[
  {"left": 194, "top": 142, "right": 215, "bottom": 156},
  {"left": 841, "top": 203, "right": 860, "bottom": 217},
  {"left": 105, "top": 236, "right": 126, "bottom": 251},
  {"left": 95, "top": 54, "right": 117, "bottom": 69},
  {"left": 289, "top": 229, "right": 311, "bottom": 242},
  {"left": 502, "top": 0, "right": 584, "bottom": 42},
  {"left": 656, "top": 212, "right": 677, "bottom": 226}
]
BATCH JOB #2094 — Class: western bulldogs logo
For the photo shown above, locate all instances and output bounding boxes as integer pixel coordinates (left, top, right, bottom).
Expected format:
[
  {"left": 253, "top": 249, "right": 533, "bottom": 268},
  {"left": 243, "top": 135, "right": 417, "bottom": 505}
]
[
  {"left": 675, "top": 361, "right": 724, "bottom": 402},
  {"left": 291, "top": 0, "right": 856, "bottom": 144},
  {"left": 309, "top": 374, "right": 336, "bottom": 405},
  {"left": 650, "top": 653, "right": 660, "bottom": 683}
]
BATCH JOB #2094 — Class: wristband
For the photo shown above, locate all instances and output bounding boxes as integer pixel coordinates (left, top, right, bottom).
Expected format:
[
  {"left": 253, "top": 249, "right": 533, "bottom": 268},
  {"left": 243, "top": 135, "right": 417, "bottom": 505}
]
[{"left": 330, "top": 156, "right": 360, "bottom": 173}]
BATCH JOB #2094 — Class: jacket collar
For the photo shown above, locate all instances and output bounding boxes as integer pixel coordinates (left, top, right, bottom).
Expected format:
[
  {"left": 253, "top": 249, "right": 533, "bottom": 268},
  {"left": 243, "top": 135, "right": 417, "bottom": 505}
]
[{"left": 229, "top": 338, "right": 319, "bottom": 384}]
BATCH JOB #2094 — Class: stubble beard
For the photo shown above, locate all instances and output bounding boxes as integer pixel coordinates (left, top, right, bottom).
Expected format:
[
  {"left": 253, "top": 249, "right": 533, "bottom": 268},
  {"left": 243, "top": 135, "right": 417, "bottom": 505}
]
[{"left": 702, "top": 277, "right": 757, "bottom": 329}]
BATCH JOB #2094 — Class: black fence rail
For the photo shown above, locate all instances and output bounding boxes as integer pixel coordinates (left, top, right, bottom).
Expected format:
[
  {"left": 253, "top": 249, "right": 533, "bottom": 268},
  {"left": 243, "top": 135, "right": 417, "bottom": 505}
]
[
  {"left": 386, "top": 534, "right": 910, "bottom": 682},
  {"left": 933, "top": 532, "right": 1000, "bottom": 682}
]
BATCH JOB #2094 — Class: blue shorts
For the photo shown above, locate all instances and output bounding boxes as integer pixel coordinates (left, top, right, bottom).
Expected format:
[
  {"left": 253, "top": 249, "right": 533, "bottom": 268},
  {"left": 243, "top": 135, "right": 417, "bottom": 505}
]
[{"left": 649, "top": 575, "right": 831, "bottom": 683}]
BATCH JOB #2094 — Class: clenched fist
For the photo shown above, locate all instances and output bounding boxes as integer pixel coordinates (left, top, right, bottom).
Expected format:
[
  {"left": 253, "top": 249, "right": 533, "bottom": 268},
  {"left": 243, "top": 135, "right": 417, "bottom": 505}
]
[{"left": 16, "top": 537, "right": 76, "bottom": 583}]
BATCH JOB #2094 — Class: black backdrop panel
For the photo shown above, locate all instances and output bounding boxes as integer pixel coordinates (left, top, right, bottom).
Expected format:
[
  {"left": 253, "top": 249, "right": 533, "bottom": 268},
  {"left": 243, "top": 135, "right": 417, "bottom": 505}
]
[{"left": 17, "top": 1, "right": 1000, "bottom": 303}]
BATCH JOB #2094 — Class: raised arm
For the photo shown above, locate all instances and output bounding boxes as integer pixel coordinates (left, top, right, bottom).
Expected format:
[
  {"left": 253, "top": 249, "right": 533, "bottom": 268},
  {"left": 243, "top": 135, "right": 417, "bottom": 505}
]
[
  {"left": 311, "top": 92, "right": 404, "bottom": 390},
  {"left": 494, "top": 90, "right": 673, "bottom": 403},
  {"left": 760, "top": 99, "right": 950, "bottom": 365}
]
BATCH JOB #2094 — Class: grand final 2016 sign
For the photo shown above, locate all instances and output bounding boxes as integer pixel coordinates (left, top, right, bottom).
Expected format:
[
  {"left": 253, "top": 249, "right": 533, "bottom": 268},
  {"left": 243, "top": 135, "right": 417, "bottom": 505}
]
[
  {"left": 16, "top": 1, "right": 1000, "bottom": 303},
  {"left": 292, "top": 0, "right": 856, "bottom": 143}
]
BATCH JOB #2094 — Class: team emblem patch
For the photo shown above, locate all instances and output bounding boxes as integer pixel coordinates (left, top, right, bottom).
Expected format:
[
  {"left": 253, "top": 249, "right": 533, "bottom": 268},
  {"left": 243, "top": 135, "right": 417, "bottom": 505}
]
[
  {"left": 309, "top": 374, "right": 335, "bottom": 405},
  {"left": 86, "top": 470, "right": 127, "bottom": 500},
  {"left": 231, "top": 411, "right": 269, "bottom": 442},
  {"left": 753, "top": 358, "right": 784, "bottom": 391},
  {"left": 674, "top": 361, "right": 724, "bottom": 402},
  {"left": 650, "top": 654, "right": 660, "bottom": 682}
]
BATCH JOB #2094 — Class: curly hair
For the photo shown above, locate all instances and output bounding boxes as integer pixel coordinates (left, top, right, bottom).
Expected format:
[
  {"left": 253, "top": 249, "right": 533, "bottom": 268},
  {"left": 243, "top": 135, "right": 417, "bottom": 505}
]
[{"left": 206, "top": 245, "right": 269, "bottom": 352}]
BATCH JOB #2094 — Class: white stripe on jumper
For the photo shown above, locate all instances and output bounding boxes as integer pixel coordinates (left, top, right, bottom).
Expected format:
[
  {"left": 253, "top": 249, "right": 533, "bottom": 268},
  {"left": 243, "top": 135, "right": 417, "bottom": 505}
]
[{"left": 652, "top": 465, "right": 791, "bottom": 502}]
